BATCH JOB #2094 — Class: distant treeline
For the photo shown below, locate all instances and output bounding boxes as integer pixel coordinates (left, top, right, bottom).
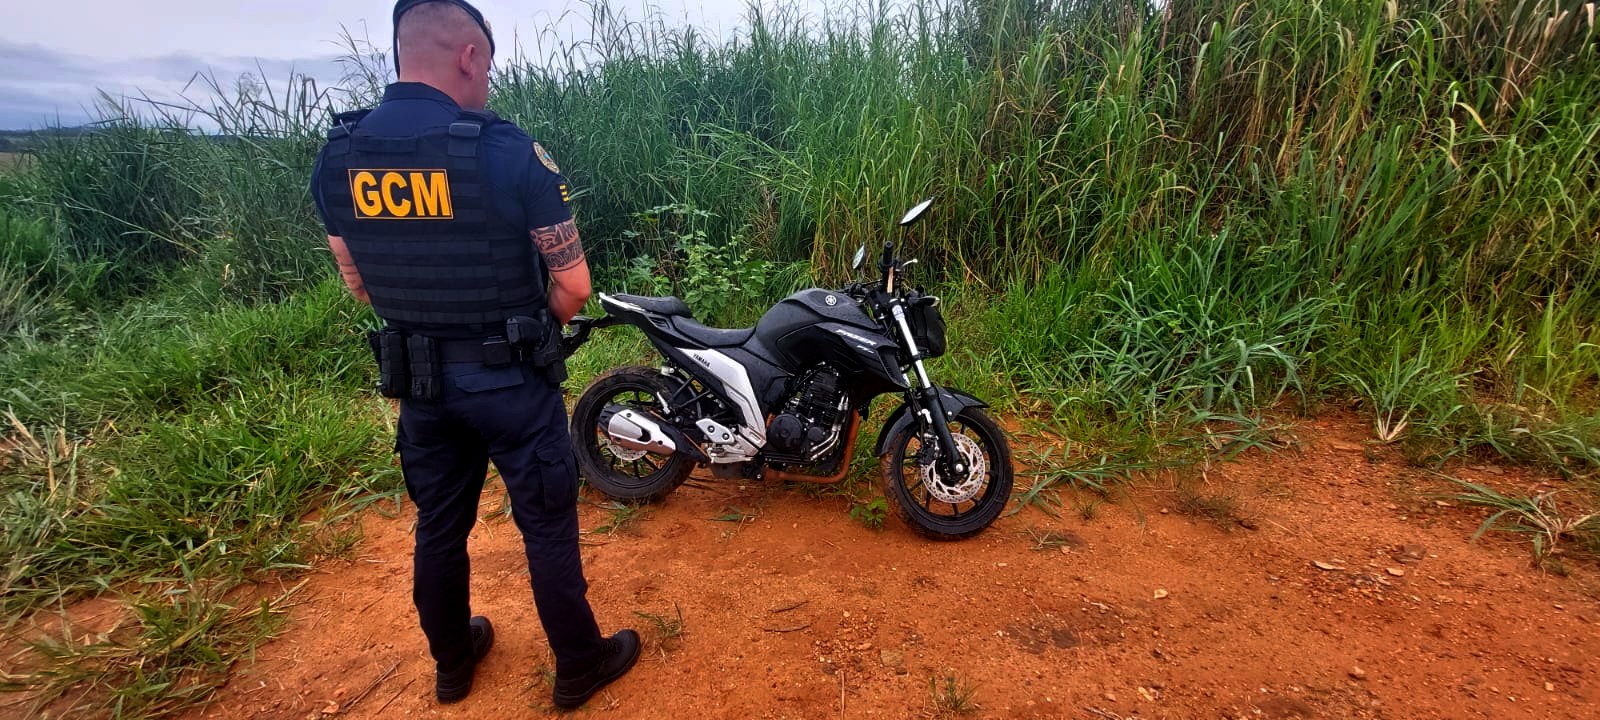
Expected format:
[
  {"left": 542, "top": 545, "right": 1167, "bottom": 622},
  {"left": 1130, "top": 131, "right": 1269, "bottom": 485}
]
[{"left": 0, "top": 127, "right": 101, "bottom": 153}]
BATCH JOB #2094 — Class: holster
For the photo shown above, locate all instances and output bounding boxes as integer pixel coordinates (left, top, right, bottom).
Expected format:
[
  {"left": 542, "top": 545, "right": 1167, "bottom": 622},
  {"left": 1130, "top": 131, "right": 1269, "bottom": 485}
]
[
  {"left": 506, "top": 312, "right": 569, "bottom": 386},
  {"left": 367, "top": 328, "right": 410, "bottom": 399}
]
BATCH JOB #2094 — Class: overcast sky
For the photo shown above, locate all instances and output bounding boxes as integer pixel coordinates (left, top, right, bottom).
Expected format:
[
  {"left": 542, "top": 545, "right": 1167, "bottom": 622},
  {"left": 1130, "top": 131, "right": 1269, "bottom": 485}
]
[{"left": 0, "top": 1, "right": 781, "bottom": 129}]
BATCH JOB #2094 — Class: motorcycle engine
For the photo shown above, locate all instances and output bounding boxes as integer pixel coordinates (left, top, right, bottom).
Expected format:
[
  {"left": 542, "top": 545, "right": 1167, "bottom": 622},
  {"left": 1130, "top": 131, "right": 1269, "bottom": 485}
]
[{"left": 765, "top": 366, "right": 848, "bottom": 464}]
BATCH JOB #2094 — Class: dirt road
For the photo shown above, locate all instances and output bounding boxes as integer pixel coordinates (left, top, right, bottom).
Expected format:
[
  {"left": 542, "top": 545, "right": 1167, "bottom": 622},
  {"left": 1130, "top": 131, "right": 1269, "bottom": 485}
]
[{"left": 186, "top": 415, "right": 1598, "bottom": 719}]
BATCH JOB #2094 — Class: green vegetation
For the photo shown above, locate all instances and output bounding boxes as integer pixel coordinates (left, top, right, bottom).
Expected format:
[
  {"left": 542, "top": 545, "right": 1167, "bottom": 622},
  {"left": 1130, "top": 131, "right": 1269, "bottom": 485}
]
[
  {"left": 929, "top": 670, "right": 981, "bottom": 716},
  {"left": 633, "top": 603, "right": 687, "bottom": 656},
  {"left": 591, "top": 499, "right": 651, "bottom": 536},
  {"left": 1442, "top": 476, "right": 1600, "bottom": 571},
  {"left": 1, "top": 0, "right": 1597, "bottom": 715},
  {"left": 849, "top": 495, "right": 891, "bottom": 529}
]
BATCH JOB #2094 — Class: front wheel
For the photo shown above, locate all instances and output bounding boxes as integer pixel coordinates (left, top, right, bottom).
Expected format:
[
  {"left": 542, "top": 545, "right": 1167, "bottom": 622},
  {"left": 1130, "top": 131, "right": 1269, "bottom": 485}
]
[
  {"left": 571, "top": 366, "right": 694, "bottom": 503},
  {"left": 880, "top": 406, "right": 1013, "bottom": 540}
]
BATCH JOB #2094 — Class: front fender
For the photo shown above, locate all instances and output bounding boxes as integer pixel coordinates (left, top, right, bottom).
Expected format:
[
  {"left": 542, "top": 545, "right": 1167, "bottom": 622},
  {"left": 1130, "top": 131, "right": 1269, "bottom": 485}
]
[{"left": 874, "top": 387, "right": 988, "bottom": 457}]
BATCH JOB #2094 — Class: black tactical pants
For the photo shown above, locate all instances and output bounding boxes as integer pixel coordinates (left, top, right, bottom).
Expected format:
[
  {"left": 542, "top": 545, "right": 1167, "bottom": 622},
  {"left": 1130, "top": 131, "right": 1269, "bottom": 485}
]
[{"left": 396, "top": 362, "right": 603, "bottom": 677}]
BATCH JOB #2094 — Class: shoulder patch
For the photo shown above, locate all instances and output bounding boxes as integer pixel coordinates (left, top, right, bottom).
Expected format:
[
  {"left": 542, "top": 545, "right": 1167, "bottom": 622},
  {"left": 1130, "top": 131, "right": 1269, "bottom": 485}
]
[{"left": 533, "top": 142, "right": 560, "bottom": 174}]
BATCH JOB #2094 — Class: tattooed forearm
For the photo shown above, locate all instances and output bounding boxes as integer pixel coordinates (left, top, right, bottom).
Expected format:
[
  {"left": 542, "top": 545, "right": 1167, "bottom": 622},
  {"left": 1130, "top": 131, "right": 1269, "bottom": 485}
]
[{"left": 530, "top": 219, "right": 586, "bottom": 271}]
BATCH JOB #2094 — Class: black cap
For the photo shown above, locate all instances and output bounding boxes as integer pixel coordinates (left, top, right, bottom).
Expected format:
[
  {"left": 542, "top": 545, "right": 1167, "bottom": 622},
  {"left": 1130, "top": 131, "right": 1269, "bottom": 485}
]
[{"left": 392, "top": 0, "right": 496, "bottom": 74}]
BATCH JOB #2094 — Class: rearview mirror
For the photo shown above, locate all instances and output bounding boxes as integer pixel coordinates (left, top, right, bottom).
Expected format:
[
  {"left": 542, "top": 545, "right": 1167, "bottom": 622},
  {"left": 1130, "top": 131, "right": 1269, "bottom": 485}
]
[
  {"left": 898, "top": 197, "right": 935, "bottom": 227},
  {"left": 851, "top": 245, "right": 867, "bottom": 270}
]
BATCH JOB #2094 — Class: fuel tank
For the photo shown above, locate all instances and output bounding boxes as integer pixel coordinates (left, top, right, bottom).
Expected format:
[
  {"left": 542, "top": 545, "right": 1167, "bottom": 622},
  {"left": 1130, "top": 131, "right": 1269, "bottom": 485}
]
[{"left": 754, "top": 289, "right": 907, "bottom": 392}]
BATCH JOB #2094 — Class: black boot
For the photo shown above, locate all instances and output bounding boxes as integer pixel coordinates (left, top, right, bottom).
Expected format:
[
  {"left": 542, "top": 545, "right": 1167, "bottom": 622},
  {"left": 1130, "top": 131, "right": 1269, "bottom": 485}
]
[
  {"left": 436, "top": 616, "right": 495, "bottom": 703},
  {"left": 551, "top": 629, "right": 641, "bottom": 710}
]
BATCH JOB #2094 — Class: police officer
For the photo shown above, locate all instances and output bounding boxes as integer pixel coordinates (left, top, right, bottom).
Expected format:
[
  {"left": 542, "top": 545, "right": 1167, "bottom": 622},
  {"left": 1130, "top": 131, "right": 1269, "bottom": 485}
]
[{"left": 309, "top": 0, "right": 639, "bottom": 709}]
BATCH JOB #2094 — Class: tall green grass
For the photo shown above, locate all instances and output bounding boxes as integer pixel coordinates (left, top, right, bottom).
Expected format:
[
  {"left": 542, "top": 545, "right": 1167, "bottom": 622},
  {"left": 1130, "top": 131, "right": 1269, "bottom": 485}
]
[
  {"left": 0, "top": 59, "right": 402, "bottom": 715},
  {"left": 0, "top": 280, "right": 400, "bottom": 716},
  {"left": 1, "top": 0, "right": 1598, "bottom": 715},
  {"left": 488, "top": 0, "right": 1598, "bottom": 468}
]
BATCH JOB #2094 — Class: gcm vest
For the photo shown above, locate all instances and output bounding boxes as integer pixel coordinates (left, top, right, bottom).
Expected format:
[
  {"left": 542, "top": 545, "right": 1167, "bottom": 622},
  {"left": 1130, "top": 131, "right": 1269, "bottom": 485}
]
[{"left": 317, "top": 109, "right": 545, "bottom": 339}]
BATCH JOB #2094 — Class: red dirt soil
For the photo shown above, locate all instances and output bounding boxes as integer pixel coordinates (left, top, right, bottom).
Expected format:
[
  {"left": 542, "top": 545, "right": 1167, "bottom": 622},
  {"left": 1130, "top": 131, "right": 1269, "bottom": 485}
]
[{"left": 176, "top": 415, "right": 1597, "bottom": 720}]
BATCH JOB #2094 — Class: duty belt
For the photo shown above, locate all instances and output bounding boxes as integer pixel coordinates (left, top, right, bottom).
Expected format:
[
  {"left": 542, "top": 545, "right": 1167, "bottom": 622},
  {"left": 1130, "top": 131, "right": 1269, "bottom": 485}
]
[
  {"left": 434, "top": 336, "right": 520, "bottom": 365},
  {"left": 369, "top": 321, "right": 568, "bottom": 402}
]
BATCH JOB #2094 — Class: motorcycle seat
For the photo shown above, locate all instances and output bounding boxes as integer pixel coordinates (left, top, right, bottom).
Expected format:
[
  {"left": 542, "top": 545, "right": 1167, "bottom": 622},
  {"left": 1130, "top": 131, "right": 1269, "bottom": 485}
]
[
  {"left": 671, "top": 317, "right": 754, "bottom": 348},
  {"left": 608, "top": 293, "right": 692, "bottom": 317}
]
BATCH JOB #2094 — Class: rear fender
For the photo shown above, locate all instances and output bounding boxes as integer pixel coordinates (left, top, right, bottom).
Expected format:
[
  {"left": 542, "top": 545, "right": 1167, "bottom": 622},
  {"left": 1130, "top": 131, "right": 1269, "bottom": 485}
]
[{"left": 874, "top": 387, "right": 988, "bottom": 457}]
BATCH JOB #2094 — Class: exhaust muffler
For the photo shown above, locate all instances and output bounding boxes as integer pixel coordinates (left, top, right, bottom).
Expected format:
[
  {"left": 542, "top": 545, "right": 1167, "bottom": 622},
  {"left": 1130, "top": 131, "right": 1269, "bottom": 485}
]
[{"left": 597, "top": 405, "right": 708, "bottom": 463}]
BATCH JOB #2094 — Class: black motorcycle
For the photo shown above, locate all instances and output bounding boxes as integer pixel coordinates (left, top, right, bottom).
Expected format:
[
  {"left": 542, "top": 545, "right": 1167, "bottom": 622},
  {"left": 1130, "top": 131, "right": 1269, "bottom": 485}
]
[{"left": 562, "top": 198, "right": 1013, "bottom": 539}]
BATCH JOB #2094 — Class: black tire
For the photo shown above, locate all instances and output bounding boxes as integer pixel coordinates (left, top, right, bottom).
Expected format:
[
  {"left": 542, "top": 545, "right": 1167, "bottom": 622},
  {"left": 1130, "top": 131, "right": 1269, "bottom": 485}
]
[
  {"left": 571, "top": 366, "right": 694, "bottom": 503},
  {"left": 879, "top": 406, "right": 1013, "bottom": 540}
]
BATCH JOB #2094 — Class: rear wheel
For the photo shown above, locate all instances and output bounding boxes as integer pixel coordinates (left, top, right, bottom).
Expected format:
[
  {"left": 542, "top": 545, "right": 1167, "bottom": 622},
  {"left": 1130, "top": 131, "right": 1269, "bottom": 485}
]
[
  {"left": 880, "top": 406, "right": 1013, "bottom": 540},
  {"left": 571, "top": 366, "right": 694, "bottom": 503}
]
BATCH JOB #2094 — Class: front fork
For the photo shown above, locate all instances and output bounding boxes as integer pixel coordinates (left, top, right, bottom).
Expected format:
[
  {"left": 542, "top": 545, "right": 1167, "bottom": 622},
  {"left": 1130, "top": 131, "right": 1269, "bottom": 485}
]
[{"left": 889, "top": 302, "right": 966, "bottom": 478}]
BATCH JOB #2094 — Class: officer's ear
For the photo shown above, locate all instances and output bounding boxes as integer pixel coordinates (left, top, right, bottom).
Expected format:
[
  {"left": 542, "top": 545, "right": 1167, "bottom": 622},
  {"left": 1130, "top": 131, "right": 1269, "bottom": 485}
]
[{"left": 456, "top": 44, "right": 478, "bottom": 79}]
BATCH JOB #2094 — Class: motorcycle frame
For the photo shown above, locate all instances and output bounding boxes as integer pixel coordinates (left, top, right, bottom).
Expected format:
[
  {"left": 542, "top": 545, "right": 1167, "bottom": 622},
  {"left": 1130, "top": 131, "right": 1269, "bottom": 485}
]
[{"left": 563, "top": 202, "right": 971, "bottom": 480}]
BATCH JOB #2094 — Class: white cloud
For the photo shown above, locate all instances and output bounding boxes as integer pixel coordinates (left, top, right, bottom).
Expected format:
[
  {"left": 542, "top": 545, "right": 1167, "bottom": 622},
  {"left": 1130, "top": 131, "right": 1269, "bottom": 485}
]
[
  {"left": 0, "top": 1, "right": 830, "bottom": 129},
  {"left": 0, "top": 39, "right": 353, "bottom": 129}
]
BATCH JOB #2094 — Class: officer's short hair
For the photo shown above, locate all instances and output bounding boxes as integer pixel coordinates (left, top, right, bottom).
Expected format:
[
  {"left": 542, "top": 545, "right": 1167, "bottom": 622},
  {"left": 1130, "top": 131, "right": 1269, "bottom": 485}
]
[{"left": 395, "top": 1, "right": 494, "bottom": 71}]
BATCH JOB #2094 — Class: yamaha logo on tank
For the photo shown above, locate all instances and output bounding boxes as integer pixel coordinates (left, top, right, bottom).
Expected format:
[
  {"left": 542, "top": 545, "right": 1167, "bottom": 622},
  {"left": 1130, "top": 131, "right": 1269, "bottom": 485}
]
[{"left": 825, "top": 294, "right": 838, "bottom": 306}]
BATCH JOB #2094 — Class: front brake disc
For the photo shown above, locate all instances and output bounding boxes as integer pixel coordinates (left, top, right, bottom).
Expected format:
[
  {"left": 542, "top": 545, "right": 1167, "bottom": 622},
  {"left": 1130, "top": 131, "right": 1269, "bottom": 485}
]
[{"left": 919, "top": 433, "right": 987, "bottom": 504}]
